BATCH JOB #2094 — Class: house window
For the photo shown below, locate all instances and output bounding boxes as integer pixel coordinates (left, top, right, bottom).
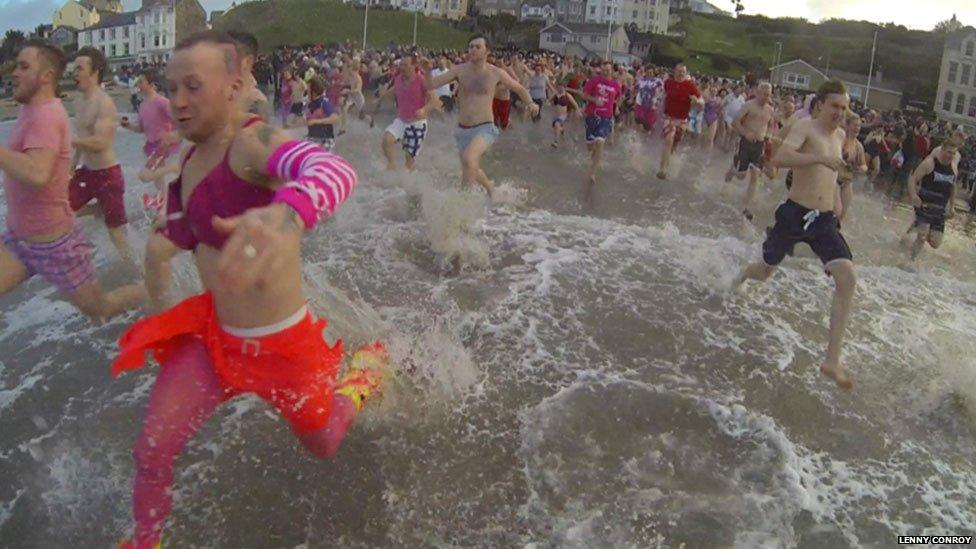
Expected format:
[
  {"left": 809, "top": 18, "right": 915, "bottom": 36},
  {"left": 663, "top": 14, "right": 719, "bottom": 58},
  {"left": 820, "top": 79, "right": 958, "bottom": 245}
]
[
  {"left": 948, "top": 61, "right": 958, "bottom": 83},
  {"left": 589, "top": 5, "right": 595, "bottom": 14},
  {"left": 963, "top": 64, "right": 972, "bottom": 86},
  {"left": 969, "top": 95, "right": 976, "bottom": 118},
  {"left": 162, "top": 33, "right": 167, "bottom": 46},
  {"left": 967, "top": 40, "right": 975, "bottom": 57},
  {"left": 110, "top": 28, "right": 115, "bottom": 39},
  {"left": 784, "top": 72, "right": 809, "bottom": 88},
  {"left": 943, "top": 90, "right": 953, "bottom": 111},
  {"left": 124, "top": 43, "right": 129, "bottom": 55},
  {"left": 124, "top": 27, "right": 129, "bottom": 38},
  {"left": 140, "top": 34, "right": 146, "bottom": 48},
  {"left": 154, "top": 34, "right": 160, "bottom": 47},
  {"left": 100, "top": 29, "right": 105, "bottom": 40},
  {"left": 590, "top": 35, "right": 598, "bottom": 43},
  {"left": 110, "top": 44, "right": 116, "bottom": 57},
  {"left": 154, "top": 12, "right": 160, "bottom": 24},
  {"left": 632, "top": 9, "right": 637, "bottom": 17},
  {"left": 956, "top": 93, "right": 967, "bottom": 115}
]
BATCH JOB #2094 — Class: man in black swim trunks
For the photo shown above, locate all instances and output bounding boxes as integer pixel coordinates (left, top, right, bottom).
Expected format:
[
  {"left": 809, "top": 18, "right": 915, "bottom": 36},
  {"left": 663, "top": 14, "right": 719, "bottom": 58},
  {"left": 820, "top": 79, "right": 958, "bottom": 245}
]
[
  {"left": 725, "top": 82, "right": 774, "bottom": 220},
  {"left": 732, "top": 80, "right": 856, "bottom": 390},
  {"left": 906, "top": 135, "right": 961, "bottom": 260}
]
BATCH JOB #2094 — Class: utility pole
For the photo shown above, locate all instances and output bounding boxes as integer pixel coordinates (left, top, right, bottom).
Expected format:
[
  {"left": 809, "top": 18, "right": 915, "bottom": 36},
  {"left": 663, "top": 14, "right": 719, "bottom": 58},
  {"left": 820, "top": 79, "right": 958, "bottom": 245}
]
[{"left": 864, "top": 29, "right": 878, "bottom": 108}]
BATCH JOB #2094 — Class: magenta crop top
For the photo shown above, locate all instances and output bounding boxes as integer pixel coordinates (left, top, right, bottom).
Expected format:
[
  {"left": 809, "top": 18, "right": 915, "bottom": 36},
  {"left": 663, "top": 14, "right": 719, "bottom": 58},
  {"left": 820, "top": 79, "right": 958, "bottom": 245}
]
[{"left": 161, "top": 117, "right": 273, "bottom": 251}]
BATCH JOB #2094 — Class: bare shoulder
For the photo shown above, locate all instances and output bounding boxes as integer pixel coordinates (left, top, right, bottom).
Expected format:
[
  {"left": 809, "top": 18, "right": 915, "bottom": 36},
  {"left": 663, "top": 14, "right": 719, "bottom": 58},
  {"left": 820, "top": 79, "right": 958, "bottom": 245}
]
[
  {"left": 239, "top": 119, "right": 291, "bottom": 153},
  {"left": 99, "top": 91, "right": 118, "bottom": 116}
]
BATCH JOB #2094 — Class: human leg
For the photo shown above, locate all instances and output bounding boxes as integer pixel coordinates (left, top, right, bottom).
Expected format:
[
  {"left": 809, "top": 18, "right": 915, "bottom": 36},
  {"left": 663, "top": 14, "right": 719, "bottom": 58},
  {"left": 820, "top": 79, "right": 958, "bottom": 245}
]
[
  {"left": 461, "top": 136, "right": 494, "bottom": 196},
  {"left": 821, "top": 259, "right": 856, "bottom": 389},
  {"left": 130, "top": 340, "right": 226, "bottom": 547},
  {"left": 0, "top": 241, "right": 30, "bottom": 296}
]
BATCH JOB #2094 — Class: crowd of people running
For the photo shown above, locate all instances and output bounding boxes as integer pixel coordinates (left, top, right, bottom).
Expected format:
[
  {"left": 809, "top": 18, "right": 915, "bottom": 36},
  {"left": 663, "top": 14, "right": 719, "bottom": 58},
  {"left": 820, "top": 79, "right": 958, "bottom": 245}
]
[{"left": 0, "top": 28, "right": 972, "bottom": 548}]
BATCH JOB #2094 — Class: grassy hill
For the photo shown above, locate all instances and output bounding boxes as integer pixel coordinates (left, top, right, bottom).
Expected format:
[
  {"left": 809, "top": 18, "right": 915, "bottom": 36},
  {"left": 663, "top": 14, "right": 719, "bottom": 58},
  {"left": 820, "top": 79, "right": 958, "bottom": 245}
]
[
  {"left": 660, "top": 12, "right": 944, "bottom": 108},
  {"left": 214, "top": 0, "right": 471, "bottom": 51}
]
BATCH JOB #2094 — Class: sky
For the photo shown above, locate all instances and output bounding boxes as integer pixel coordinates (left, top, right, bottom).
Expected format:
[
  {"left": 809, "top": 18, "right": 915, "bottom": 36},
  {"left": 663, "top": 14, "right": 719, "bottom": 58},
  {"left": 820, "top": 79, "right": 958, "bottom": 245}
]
[{"left": 1, "top": 0, "right": 975, "bottom": 38}]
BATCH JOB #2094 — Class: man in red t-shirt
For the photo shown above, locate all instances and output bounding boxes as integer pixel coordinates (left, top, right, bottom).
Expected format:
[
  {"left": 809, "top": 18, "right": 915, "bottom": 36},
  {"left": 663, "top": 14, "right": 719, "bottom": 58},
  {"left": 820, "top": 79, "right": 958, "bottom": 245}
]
[{"left": 657, "top": 63, "right": 702, "bottom": 180}]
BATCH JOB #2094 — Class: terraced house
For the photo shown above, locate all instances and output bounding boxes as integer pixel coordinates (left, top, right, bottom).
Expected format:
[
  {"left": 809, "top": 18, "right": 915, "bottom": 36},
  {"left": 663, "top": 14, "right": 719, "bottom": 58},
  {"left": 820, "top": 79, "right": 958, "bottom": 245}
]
[{"left": 935, "top": 26, "right": 976, "bottom": 131}]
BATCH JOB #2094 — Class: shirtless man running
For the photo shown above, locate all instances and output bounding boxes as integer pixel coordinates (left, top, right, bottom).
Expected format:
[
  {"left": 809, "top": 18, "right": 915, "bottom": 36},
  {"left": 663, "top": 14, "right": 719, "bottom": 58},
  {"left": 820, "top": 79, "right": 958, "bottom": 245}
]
[
  {"left": 69, "top": 46, "right": 133, "bottom": 263},
  {"left": 724, "top": 82, "right": 775, "bottom": 220},
  {"left": 732, "top": 80, "right": 856, "bottom": 390},
  {"left": 423, "top": 35, "right": 538, "bottom": 197}
]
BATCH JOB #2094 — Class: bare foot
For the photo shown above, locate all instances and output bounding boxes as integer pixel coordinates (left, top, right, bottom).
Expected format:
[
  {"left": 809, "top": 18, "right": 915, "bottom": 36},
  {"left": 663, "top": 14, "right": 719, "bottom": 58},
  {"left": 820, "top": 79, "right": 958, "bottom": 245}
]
[
  {"left": 724, "top": 170, "right": 734, "bottom": 183},
  {"left": 656, "top": 171, "right": 667, "bottom": 180},
  {"left": 588, "top": 173, "right": 597, "bottom": 184},
  {"left": 820, "top": 362, "right": 853, "bottom": 390}
]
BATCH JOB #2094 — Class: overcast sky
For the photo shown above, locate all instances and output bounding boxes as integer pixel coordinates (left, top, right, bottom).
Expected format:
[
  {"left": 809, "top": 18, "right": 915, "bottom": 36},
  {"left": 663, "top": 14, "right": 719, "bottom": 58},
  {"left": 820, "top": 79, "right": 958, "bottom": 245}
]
[{"left": 1, "top": 0, "right": 974, "bottom": 38}]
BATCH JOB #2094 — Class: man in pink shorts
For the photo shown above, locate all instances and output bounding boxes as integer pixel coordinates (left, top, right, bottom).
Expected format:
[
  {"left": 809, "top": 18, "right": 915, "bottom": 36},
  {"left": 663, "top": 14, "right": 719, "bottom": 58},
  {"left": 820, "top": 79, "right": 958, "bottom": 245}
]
[
  {"left": 0, "top": 41, "right": 144, "bottom": 321},
  {"left": 69, "top": 46, "right": 132, "bottom": 263}
]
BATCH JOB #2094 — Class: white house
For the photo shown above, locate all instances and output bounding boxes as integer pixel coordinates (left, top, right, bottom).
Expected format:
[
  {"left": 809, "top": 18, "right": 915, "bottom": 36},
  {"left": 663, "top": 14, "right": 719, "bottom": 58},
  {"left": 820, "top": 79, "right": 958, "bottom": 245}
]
[
  {"left": 77, "top": 12, "right": 137, "bottom": 64},
  {"left": 584, "top": 0, "right": 669, "bottom": 35},
  {"left": 520, "top": 0, "right": 556, "bottom": 22},
  {"left": 77, "top": 0, "right": 204, "bottom": 66}
]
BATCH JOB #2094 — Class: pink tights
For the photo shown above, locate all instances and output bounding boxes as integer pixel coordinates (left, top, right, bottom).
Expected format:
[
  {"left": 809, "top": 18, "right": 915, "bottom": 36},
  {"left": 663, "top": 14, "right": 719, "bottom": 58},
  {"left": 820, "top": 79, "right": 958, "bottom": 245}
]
[{"left": 131, "top": 340, "right": 357, "bottom": 548}]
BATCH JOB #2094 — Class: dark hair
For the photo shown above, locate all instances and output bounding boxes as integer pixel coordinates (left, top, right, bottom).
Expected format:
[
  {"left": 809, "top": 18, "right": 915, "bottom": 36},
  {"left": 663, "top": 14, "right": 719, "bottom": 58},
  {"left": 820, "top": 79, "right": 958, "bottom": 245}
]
[
  {"left": 308, "top": 76, "right": 324, "bottom": 98},
  {"left": 227, "top": 29, "right": 259, "bottom": 59},
  {"left": 815, "top": 79, "right": 847, "bottom": 102},
  {"left": 469, "top": 34, "right": 489, "bottom": 49},
  {"left": 24, "top": 39, "right": 66, "bottom": 81},
  {"left": 174, "top": 30, "right": 239, "bottom": 74},
  {"left": 75, "top": 46, "right": 107, "bottom": 82},
  {"left": 140, "top": 69, "right": 160, "bottom": 88}
]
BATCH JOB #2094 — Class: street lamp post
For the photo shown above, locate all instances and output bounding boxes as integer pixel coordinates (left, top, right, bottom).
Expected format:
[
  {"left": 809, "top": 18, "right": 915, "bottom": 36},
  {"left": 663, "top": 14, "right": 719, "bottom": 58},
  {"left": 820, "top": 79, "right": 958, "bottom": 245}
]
[
  {"left": 362, "top": 0, "right": 370, "bottom": 51},
  {"left": 865, "top": 29, "right": 878, "bottom": 108}
]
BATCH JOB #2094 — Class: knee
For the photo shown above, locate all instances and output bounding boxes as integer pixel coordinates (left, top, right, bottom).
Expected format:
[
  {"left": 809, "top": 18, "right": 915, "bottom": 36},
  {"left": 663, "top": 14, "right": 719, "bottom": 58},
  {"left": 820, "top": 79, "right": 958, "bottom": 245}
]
[{"left": 829, "top": 262, "right": 857, "bottom": 292}]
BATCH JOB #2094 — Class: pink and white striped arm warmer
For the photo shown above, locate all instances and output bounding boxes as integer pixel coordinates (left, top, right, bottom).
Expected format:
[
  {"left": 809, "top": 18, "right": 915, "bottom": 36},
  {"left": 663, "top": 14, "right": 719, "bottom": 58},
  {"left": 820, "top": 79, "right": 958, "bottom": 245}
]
[{"left": 267, "top": 140, "right": 358, "bottom": 229}]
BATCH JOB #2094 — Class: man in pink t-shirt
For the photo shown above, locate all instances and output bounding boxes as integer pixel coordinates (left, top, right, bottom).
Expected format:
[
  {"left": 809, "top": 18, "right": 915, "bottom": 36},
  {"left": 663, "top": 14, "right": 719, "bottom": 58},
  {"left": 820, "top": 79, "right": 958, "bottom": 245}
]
[
  {"left": 581, "top": 61, "right": 621, "bottom": 183},
  {"left": 0, "top": 41, "right": 143, "bottom": 321},
  {"left": 377, "top": 54, "right": 438, "bottom": 171},
  {"left": 120, "top": 70, "right": 180, "bottom": 188}
]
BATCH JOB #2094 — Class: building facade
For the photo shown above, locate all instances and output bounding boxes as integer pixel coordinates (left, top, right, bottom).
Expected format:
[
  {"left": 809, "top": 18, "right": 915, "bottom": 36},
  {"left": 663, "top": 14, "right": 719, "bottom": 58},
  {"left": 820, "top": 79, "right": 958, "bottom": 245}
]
[
  {"left": 475, "top": 0, "right": 520, "bottom": 17},
  {"left": 584, "top": 0, "right": 668, "bottom": 35},
  {"left": 520, "top": 0, "right": 556, "bottom": 22},
  {"left": 50, "top": 25, "right": 80, "bottom": 48},
  {"left": 77, "top": 0, "right": 205, "bottom": 66},
  {"left": 935, "top": 26, "right": 976, "bottom": 131},
  {"left": 423, "top": 0, "right": 469, "bottom": 19},
  {"left": 540, "top": 22, "right": 630, "bottom": 60},
  {"left": 53, "top": 1, "right": 101, "bottom": 30}
]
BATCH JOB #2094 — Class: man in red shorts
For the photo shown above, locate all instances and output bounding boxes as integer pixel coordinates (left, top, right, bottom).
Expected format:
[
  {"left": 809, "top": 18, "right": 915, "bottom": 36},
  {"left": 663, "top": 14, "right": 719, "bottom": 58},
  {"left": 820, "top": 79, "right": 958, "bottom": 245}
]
[
  {"left": 491, "top": 55, "right": 515, "bottom": 130},
  {"left": 0, "top": 41, "right": 143, "bottom": 321},
  {"left": 657, "top": 63, "right": 702, "bottom": 180},
  {"left": 69, "top": 46, "right": 132, "bottom": 263}
]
